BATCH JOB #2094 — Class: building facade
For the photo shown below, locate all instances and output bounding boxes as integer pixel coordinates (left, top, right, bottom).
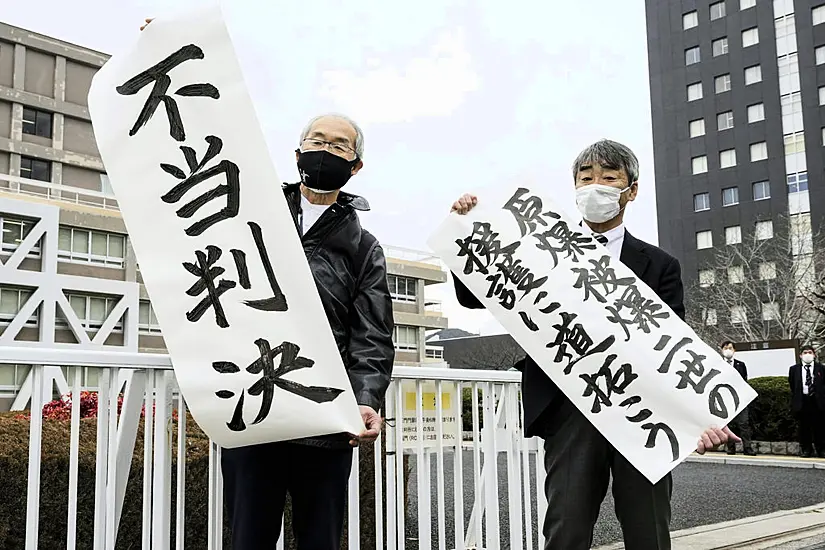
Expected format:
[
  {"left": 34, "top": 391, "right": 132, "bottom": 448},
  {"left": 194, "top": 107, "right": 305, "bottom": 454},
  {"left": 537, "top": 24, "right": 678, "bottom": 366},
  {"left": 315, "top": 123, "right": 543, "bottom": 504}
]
[
  {"left": 0, "top": 22, "right": 447, "bottom": 410},
  {"left": 646, "top": 0, "right": 824, "bottom": 329}
]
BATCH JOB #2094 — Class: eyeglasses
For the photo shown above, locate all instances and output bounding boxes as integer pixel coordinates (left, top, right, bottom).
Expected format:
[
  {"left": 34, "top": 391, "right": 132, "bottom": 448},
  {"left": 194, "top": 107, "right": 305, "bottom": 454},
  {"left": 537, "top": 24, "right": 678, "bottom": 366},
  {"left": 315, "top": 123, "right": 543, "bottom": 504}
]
[{"left": 301, "top": 138, "right": 357, "bottom": 159}]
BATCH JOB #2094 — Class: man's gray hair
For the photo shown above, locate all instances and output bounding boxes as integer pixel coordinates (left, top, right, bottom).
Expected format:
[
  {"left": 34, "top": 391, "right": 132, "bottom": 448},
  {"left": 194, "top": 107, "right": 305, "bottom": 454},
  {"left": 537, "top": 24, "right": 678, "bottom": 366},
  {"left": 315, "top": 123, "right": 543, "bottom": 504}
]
[
  {"left": 299, "top": 113, "right": 365, "bottom": 159},
  {"left": 572, "top": 139, "right": 639, "bottom": 183}
]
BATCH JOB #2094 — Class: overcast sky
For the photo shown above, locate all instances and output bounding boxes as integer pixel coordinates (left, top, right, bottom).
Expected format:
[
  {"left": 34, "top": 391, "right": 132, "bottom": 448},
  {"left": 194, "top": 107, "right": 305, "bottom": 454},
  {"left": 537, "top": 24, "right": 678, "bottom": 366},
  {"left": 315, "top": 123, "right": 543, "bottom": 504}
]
[{"left": 4, "top": 0, "right": 658, "bottom": 335}]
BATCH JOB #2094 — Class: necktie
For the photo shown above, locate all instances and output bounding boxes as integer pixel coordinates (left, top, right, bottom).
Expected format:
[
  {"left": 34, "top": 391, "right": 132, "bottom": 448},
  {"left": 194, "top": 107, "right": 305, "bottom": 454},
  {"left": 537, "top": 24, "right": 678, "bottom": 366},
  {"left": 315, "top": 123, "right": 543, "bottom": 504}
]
[
  {"left": 805, "top": 365, "right": 813, "bottom": 394},
  {"left": 594, "top": 234, "right": 608, "bottom": 245}
]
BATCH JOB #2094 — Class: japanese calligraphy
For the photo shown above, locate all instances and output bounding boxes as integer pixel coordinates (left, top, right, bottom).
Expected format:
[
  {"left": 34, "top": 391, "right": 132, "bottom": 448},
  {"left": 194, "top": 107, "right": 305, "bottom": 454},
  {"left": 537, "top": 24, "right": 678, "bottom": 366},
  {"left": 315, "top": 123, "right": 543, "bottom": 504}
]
[
  {"left": 545, "top": 311, "right": 616, "bottom": 375},
  {"left": 502, "top": 188, "right": 560, "bottom": 238},
  {"left": 605, "top": 285, "right": 670, "bottom": 341},
  {"left": 534, "top": 220, "right": 597, "bottom": 267},
  {"left": 579, "top": 355, "right": 638, "bottom": 414},
  {"left": 572, "top": 256, "right": 636, "bottom": 304},
  {"left": 455, "top": 222, "right": 520, "bottom": 276}
]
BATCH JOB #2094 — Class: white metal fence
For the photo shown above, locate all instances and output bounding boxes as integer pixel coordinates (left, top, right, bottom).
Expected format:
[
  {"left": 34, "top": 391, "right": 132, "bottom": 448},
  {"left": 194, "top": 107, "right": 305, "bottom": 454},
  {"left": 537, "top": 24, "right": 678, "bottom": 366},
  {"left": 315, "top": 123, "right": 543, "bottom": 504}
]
[{"left": 0, "top": 348, "right": 545, "bottom": 550}]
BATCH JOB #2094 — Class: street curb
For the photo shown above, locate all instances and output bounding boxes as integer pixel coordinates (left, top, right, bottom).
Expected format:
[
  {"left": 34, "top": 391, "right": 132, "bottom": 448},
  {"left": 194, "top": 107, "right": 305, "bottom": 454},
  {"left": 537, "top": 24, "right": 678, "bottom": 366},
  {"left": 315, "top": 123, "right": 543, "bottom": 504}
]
[{"left": 685, "top": 453, "right": 825, "bottom": 470}]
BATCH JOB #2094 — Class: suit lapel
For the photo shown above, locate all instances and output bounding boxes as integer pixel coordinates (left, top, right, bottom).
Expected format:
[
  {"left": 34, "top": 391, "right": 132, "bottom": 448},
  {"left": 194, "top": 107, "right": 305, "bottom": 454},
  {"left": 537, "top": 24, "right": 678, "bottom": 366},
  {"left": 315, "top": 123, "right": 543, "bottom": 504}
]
[{"left": 620, "top": 231, "right": 651, "bottom": 279}]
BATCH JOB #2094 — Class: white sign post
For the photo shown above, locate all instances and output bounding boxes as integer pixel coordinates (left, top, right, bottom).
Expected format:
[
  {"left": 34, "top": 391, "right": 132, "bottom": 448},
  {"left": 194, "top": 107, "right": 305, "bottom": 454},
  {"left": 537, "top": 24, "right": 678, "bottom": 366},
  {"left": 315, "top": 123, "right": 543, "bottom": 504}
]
[
  {"left": 428, "top": 187, "right": 757, "bottom": 483},
  {"left": 87, "top": 6, "right": 363, "bottom": 448}
]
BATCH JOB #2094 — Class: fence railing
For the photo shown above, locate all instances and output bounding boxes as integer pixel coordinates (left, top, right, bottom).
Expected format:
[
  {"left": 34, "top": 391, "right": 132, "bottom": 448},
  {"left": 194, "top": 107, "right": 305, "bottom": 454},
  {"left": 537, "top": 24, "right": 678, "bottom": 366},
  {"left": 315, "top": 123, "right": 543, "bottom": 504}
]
[
  {"left": 0, "top": 173, "right": 120, "bottom": 211},
  {"left": 0, "top": 347, "right": 544, "bottom": 550}
]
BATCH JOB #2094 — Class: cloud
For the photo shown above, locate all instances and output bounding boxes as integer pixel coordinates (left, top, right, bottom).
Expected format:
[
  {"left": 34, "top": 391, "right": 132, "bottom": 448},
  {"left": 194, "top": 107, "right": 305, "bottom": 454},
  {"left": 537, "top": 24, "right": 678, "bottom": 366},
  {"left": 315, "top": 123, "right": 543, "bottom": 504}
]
[{"left": 317, "top": 28, "right": 479, "bottom": 124}]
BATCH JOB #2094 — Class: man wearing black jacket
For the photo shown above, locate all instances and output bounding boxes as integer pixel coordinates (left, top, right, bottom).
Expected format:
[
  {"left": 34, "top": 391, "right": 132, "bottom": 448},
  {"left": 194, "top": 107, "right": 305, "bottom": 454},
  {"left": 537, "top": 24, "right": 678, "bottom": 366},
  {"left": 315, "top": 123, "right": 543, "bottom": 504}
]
[
  {"left": 221, "top": 114, "right": 395, "bottom": 550},
  {"left": 789, "top": 345, "right": 825, "bottom": 458},
  {"left": 450, "top": 140, "right": 736, "bottom": 550},
  {"left": 720, "top": 341, "right": 756, "bottom": 456}
]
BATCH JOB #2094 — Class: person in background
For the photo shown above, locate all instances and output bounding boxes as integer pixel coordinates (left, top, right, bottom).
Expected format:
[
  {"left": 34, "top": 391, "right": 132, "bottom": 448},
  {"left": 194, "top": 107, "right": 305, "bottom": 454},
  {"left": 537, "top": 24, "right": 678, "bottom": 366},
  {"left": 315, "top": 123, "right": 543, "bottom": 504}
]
[
  {"left": 720, "top": 341, "right": 756, "bottom": 456},
  {"left": 789, "top": 345, "right": 825, "bottom": 458},
  {"left": 450, "top": 139, "right": 738, "bottom": 550}
]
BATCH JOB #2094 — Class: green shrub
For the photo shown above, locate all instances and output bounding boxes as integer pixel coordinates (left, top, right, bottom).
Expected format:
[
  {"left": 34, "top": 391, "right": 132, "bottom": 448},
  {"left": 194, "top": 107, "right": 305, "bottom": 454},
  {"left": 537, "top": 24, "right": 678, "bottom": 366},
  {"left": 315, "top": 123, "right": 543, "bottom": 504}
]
[{"left": 748, "top": 376, "right": 796, "bottom": 442}]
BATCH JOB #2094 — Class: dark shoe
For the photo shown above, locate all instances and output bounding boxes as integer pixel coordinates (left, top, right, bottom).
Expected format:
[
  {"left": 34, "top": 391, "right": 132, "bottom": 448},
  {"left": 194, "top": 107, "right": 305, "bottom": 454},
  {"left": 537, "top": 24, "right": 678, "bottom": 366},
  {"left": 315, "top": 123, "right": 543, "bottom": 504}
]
[
  {"left": 726, "top": 450, "right": 736, "bottom": 455},
  {"left": 801, "top": 450, "right": 814, "bottom": 458},
  {"left": 744, "top": 449, "right": 757, "bottom": 456}
]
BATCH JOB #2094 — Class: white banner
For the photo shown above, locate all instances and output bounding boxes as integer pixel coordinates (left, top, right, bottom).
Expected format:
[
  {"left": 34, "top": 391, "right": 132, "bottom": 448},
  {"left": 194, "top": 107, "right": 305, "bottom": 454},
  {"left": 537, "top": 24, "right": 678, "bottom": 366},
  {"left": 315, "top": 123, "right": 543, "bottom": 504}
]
[
  {"left": 428, "top": 187, "right": 757, "bottom": 483},
  {"left": 87, "top": 6, "right": 363, "bottom": 448}
]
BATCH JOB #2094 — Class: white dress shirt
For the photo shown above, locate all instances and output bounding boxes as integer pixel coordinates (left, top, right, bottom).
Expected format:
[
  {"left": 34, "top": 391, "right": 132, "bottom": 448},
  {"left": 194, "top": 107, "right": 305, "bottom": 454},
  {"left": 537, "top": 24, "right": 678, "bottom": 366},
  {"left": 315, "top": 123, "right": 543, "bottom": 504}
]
[
  {"left": 802, "top": 363, "right": 813, "bottom": 395},
  {"left": 300, "top": 194, "right": 331, "bottom": 233},
  {"left": 581, "top": 222, "right": 626, "bottom": 260}
]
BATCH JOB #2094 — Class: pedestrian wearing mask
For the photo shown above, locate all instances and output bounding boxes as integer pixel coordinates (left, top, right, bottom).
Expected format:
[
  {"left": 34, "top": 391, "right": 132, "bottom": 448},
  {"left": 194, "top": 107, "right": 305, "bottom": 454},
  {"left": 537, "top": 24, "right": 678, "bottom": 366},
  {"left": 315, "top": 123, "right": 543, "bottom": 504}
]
[
  {"left": 789, "top": 345, "right": 825, "bottom": 458},
  {"left": 720, "top": 341, "right": 756, "bottom": 456}
]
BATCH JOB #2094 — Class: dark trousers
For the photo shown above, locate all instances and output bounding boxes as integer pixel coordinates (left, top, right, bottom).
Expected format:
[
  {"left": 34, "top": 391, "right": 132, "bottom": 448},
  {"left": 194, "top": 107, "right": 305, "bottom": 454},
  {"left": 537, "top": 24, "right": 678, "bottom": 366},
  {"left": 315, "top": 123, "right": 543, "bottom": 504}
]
[
  {"left": 797, "top": 396, "right": 825, "bottom": 454},
  {"left": 726, "top": 407, "right": 753, "bottom": 453},
  {"left": 541, "top": 398, "right": 672, "bottom": 550},
  {"left": 222, "top": 441, "right": 353, "bottom": 550}
]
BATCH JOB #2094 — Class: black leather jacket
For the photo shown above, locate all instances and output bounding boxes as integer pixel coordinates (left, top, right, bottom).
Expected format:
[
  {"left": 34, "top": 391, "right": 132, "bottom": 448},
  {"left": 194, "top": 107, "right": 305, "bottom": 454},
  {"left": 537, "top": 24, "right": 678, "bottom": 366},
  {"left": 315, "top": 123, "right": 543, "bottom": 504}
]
[{"left": 283, "top": 183, "right": 394, "bottom": 411}]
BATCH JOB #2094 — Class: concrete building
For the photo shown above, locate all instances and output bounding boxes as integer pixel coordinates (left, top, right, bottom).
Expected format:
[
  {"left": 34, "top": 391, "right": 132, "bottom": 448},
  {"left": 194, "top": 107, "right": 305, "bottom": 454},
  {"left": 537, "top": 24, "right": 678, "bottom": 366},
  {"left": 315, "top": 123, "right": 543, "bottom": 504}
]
[
  {"left": 645, "top": 0, "right": 824, "bottom": 322},
  {"left": 0, "top": 21, "right": 447, "bottom": 410}
]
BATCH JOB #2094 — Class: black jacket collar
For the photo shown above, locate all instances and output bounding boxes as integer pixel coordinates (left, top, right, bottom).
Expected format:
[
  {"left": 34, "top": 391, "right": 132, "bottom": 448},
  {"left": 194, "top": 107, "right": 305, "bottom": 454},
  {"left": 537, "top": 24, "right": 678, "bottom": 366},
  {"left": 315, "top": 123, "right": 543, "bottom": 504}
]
[
  {"left": 283, "top": 182, "right": 371, "bottom": 212},
  {"left": 619, "top": 230, "right": 651, "bottom": 279}
]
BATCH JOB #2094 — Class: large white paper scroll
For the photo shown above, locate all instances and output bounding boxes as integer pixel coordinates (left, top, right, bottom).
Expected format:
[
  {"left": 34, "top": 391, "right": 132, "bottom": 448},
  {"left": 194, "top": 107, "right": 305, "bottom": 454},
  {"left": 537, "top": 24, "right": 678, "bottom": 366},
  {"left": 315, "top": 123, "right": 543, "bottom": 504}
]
[
  {"left": 87, "top": 6, "right": 363, "bottom": 448},
  {"left": 428, "top": 187, "right": 757, "bottom": 483}
]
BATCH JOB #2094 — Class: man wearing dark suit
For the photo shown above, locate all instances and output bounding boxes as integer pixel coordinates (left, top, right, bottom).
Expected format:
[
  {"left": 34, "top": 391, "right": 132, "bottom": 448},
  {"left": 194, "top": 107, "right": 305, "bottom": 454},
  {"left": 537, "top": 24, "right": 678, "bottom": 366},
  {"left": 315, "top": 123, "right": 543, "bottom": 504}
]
[
  {"left": 789, "top": 345, "right": 825, "bottom": 458},
  {"left": 449, "top": 140, "right": 736, "bottom": 550},
  {"left": 720, "top": 341, "right": 757, "bottom": 456}
]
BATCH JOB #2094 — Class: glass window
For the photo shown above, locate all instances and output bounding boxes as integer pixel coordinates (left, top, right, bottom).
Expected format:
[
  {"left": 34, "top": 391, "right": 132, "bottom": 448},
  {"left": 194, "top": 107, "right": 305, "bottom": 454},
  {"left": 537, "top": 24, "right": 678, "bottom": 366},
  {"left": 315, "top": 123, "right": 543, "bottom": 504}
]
[
  {"left": 759, "top": 262, "right": 777, "bottom": 281},
  {"left": 387, "top": 274, "right": 417, "bottom": 302},
  {"left": 776, "top": 16, "right": 798, "bottom": 56},
  {"left": 699, "top": 269, "right": 716, "bottom": 287},
  {"left": 817, "top": 46, "right": 825, "bottom": 65},
  {"left": 722, "top": 187, "right": 739, "bottom": 206},
  {"left": 704, "top": 308, "right": 718, "bottom": 326},
  {"left": 689, "top": 119, "right": 705, "bottom": 138},
  {"left": 728, "top": 266, "right": 745, "bottom": 284},
  {"left": 778, "top": 54, "right": 800, "bottom": 95},
  {"left": 713, "top": 37, "right": 729, "bottom": 56},
  {"left": 745, "top": 65, "right": 762, "bottom": 85},
  {"left": 762, "top": 303, "right": 779, "bottom": 321},
  {"left": 20, "top": 157, "right": 51, "bottom": 182},
  {"left": 731, "top": 306, "right": 747, "bottom": 325},
  {"left": 726, "top": 225, "right": 742, "bottom": 245},
  {"left": 755, "top": 220, "right": 774, "bottom": 240},
  {"left": 790, "top": 213, "right": 814, "bottom": 255},
  {"left": 742, "top": 27, "right": 759, "bottom": 47},
  {"left": 0, "top": 216, "right": 39, "bottom": 255},
  {"left": 820, "top": 86, "right": 825, "bottom": 106},
  {"left": 139, "top": 300, "right": 162, "bottom": 334},
  {"left": 694, "top": 192, "right": 710, "bottom": 212},
  {"left": 747, "top": 103, "right": 765, "bottom": 123},
  {"left": 814, "top": 5, "right": 825, "bottom": 25},
  {"left": 741, "top": 0, "right": 756, "bottom": 9},
  {"left": 697, "top": 230, "right": 713, "bottom": 250},
  {"left": 692, "top": 155, "right": 708, "bottom": 174},
  {"left": 752, "top": 181, "right": 770, "bottom": 201},
  {"left": 22, "top": 108, "right": 53, "bottom": 139},
  {"left": 715, "top": 74, "right": 731, "bottom": 93},
  {"left": 781, "top": 92, "right": 803, "bottom": 134},
  {"left": 683, "top": 11, "right": 699, "bottom": 29},
  {"left": 717, "top": 111, "right": 734, "bottom": 130},
  {"left": 392, "top": 325, "right": 419, "bottom": 351},
  {"left": 60, "top": 294, "right": 121, "bottom": 330},
  {"left": 710, "top": 1, "right": 726, "bottom": 20},
  {"left": 57, "top": 227, "right": 126, "bottom": 268},
  {"left": 687, "top": 82, "right": 703, "bottom": 101},
  {"left": 784, "top": 133, "right": 805, "bottom": 155},
  {"left": 0, "top": 287, "right": 37, "bottom": 326},
  {"left": 720, "top": 149, "right": 737, "bottom": 168},
  {"left": 787, "top": 173, "right": 808, "bottom": 193},
  {"left": 774, "top": 0, "right": 794, "bottom": 17},
  {"left": 750, "top": 142, "right": 768, "bottom": 161},
  {"left": 685, "top": 46, "right": 701, "bottom": 65}
]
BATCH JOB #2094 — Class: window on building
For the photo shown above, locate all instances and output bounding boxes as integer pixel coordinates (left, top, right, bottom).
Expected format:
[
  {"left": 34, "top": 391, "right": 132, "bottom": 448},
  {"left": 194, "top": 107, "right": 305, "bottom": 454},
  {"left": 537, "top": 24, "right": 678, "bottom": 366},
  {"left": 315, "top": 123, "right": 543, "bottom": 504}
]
[
  {"left": 759, "top": 262, "right": 777, "bottom": 281},
  {"left": 692, "top": 155, "right": 708, "bottom": 174},
  {"left": 747, "top": 103, "right": 765, "bottom": 123},
  {"left": 697, "top": 230, "right": 713, "bottom": 250},
  {"left": 752, "top": 181, "right": 771, "bottom": 201},
  {"left": 784, "top": 132, "right": 805, "bottom": 155},
  {"left": 694, "top": 192, "right": 711, "bottom": 212},
  {"left": 139, "top": 300, "right": 162, "bottom": 334},
  {"left": 387, "top": 274, "right": 418, "bottom": 302},
  {"left": 22, "top": 108, "right": 52, "bottom": 139},
  {"left": 787, "top": 172, "right": 808, "bottom": 193},
  {"left": 687, "top": 82, "right": 703, "bottom": 101},
  {"left": 393, "top": 325, "right": 419, "bottom": 352},
  {"left": 20, "top": 157, "right": 51, "bottom": 182},
  {"left": 720, "top": 149, "right": 737, "bottom": 168},
  {"left": 775, "top": 0, "right": 794, "bottom": 17},
  {"left": 712, "top": 37, "right": 729, "bottom": 56},
  {"left": 822, "top": 128, "right": 825, "bottom": 146},
  {"left": 819, "top": 86, "right": 825, "bottom": 105},
  {"left": 776, "top": 16, "right": 798, "bottom": 57},
  {"left": 731, "top": 306, "right": 747, "bottom": 325},
  {"left": 745, "top": 65, "right": 762, "bottom": 85},
  {"left": 755, "top": 220, "right": 774, "bottom": 240},
  {"left": 750, "top": 142, "right": 768, "bottom": 161},
  {"left": 715, "top": 74, "right": 732, "bottom": 93},
  {"left": 781, "top": 92, "right": 803, "bottom": 134},
  {"left": 817, "top": 46, "right": 825, "bottom": 65},
  {"left": 704, "top": 308, "right": 718, "bottom": 326},
  {"left": 425, "top": 347, "right": 444, "bottom": 360},
  {"left": 762, "top": 302, "right": 779, "bottom": 321},
  {"left": 1, "top": 216, "right": 40, "bottom": 256},
  {"left": 0, "top": 287, "right": 38, "bottom": 327},
  {"left": 717, "top": 111, "right": 734, "bottom": 130},
  {"left": 778, "top": 54, "right": 800, "bottom": 95},
  {"left": 685, "top": 46, "right": 701, "bottom": 65},
  {"left": 742, "top": 27, "right": 759, "bottom": 47},
  {"left": 683, "top": 10, "right": 699, "bottom": 29},
  {"left": 58, "top": 294, "right": 121, "bottom": 331},
  {"left": 710, "top": 1, "right": 726, "bottom": 20},
  {"left": 790, "top": 213, "right": 814, "bottom": 255},
  {"left": 741, "top": 0, "right": 756, "bottom": 9},
  {"left": 699, "top": 269, "right": 716, "bottom": 287},
  {"left": 726, "top": 225, "right": 742, "bottom": 245},
  {"left": 57, "top": 227, "right": 126, "bottom": 268},
  {"left": 722, "top": 187, "right": 739, "bottom": 206},
  {"left": 689, "top": 119, "right": 706, "bottom": 138},
  {"left": 814, "top": 5, "right": 825, "bottom": 25},
  {"left": 728, "top": 265, "right": 745, "bottom": 284}
]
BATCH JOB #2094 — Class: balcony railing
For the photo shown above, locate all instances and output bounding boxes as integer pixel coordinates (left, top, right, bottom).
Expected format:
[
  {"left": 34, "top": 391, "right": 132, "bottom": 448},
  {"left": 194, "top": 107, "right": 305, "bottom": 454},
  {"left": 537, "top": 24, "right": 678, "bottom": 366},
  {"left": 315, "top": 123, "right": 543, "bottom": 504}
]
[
  {"left": 383, "top": 245, "right": 442, "bottom": 267},
  {"left": 0, "top": 173, "right": 120, "bottom": 212},
  {"left": 0, "top": 347, "right": 544, "bottom": 550}
]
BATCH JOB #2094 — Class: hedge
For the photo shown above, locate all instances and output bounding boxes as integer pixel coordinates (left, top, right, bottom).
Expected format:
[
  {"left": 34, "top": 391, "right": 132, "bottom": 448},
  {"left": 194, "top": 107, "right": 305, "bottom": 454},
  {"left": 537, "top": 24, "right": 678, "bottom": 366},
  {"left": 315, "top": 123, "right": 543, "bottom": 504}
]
[
  {"left": 748, "top": 376, "right": 795, "bottom": 442},
  {"left": 0, "top": 413, "right": 401, "bottom": 549}
]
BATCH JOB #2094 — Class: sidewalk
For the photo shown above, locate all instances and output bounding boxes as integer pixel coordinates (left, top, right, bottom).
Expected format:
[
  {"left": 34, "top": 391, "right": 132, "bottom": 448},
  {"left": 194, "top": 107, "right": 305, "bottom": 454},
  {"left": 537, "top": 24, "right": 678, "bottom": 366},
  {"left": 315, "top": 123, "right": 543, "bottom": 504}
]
[{"left": 686, "top": 452, "right": 825, "bottom": 470}]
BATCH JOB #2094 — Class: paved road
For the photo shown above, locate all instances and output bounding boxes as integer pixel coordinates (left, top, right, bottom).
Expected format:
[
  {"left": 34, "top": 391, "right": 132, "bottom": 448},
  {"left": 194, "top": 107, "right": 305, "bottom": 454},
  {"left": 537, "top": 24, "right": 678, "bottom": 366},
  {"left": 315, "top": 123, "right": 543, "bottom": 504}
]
[{"left": 401, "top": 450, "right": 825, "bottom": 549}]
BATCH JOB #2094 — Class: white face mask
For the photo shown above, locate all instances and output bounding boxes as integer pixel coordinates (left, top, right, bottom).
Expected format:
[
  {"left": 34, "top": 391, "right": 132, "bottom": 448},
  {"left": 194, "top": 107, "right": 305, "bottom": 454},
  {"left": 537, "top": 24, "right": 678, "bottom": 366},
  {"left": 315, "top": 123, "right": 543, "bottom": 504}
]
[
  {"left": 802, "top": 353, "right": 815, "bottom": 365},
  {"left": 576, "top": 184, "right": 632, "bottom": 224},
  {"left": 722, "top": 349, "right": 734, "bottom": 359}
]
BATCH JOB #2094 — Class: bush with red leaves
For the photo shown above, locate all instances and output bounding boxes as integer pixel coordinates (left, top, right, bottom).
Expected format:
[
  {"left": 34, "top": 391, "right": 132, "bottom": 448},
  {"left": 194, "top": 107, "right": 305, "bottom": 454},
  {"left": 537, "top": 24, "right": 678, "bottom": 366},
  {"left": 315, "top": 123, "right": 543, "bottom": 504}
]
[{"left": 17, "top": 391, "right": 178, "bottom": 421}]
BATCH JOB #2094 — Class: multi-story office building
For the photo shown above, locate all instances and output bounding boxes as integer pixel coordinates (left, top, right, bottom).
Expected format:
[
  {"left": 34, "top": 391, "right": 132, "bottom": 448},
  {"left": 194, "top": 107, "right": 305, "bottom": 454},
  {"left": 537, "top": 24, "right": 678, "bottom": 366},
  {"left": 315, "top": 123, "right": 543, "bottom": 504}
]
[
  {"left": 0, "top": 22, "right": 447, "bottom": 410},
  {"left": 645, "top": 0, "right": 824, "bottom": 326}
]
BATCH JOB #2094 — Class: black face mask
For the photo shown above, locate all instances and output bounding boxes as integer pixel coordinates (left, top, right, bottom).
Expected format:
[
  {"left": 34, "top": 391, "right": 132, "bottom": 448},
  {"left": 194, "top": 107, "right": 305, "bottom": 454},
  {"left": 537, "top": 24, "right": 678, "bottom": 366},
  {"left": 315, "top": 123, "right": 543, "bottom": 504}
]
[{"left": 296, "top": 150, "right": 358, "bottom": 192}]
